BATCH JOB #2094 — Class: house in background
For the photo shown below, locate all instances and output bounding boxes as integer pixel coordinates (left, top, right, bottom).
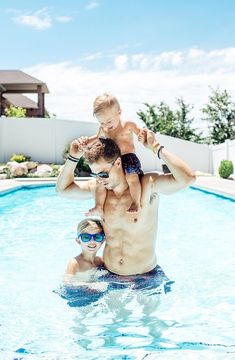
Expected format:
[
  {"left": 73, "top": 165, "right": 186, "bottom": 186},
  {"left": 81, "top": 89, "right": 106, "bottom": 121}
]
[{"left": 0, "top": 70, "right": 49, "bottom": 117}]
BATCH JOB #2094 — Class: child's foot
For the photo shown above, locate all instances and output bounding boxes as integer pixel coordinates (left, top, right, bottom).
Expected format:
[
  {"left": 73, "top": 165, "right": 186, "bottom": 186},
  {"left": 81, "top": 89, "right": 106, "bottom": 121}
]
[
  {"left": 85, "top": 206, "right": 103, "bottom": 217},
  {"left": 126, "top": 202, "right": 140, "bottom": 213}
]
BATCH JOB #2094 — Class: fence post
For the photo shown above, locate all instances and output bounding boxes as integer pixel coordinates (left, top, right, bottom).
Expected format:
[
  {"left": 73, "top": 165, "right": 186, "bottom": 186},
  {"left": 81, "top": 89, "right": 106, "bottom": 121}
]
[
  {"left": 225, "top": 139, "right": 230, "bottom": 160},
  {"left": 209, "top": 144, "right": 214, "bottom": 174}
]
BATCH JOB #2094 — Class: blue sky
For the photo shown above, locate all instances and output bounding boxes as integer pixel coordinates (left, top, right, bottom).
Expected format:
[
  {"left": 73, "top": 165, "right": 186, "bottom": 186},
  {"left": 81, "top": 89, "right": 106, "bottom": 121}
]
[{"left": 1, "top": 0, "right": 235, "bottom": 127}]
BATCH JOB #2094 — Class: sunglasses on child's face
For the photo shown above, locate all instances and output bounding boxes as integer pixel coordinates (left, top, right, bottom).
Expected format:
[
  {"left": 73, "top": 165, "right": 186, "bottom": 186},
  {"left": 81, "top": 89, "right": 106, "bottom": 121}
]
[{"left": 79, "top": 232, "right": 105, "bottom": 243}]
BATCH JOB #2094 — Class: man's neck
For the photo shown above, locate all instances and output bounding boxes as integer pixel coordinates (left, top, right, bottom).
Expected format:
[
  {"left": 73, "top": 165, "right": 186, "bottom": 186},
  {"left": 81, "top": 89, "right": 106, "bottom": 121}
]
[{"left": 112, "top": 171, "right": 129, "bottom": 197}]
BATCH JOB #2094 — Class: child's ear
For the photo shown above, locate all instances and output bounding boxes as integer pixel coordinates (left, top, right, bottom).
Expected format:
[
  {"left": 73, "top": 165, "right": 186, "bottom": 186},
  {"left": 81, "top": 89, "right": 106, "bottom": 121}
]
[
  {"left": 118, "top": 109, "right": 122, "bottom": 115},
  {"left": 75, "top": 237, "right": 80, "bottom": 244}
]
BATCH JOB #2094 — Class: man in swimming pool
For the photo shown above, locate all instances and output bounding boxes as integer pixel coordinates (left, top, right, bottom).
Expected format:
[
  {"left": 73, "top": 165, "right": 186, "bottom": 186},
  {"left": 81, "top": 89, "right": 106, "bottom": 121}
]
[{"left": 56, "top": 131, "right": 195, "bottom": 276}]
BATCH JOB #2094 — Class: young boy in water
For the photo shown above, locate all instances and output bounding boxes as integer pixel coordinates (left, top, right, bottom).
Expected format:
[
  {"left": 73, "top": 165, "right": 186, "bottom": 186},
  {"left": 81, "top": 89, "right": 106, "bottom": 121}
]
[
  {"left": 86, "top": 93, "right": 157, "bottom": 216},
  {"left": 64, "top": 218, "right": 105, "bottom": 282}
]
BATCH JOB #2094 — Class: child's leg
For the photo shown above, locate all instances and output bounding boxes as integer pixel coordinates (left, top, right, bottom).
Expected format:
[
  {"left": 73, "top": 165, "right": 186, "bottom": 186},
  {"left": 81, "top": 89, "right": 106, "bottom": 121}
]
[
  {"left": 125, "top": 174, "right": 141, "bottom": 213},
  {"left": 86, "top": 181, "right": 107, "bottom": 216}
]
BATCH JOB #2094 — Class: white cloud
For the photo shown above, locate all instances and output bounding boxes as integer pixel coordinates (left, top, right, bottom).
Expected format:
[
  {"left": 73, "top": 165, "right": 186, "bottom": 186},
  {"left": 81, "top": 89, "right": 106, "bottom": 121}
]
[
  {"left": 56, "top": 16, "right": 73, "bottom": 23},
  {"left": 115, "top": 48, "right": 235, "bottom": 74},
  {"left": 86, "top": 2, "right": 100, "bottom": 10},
  {"left": 23, "top": 47, "right": 235, "bottom": 133},
  {"left": 188, "top": 48, "right": 205, "bottom": 59},
  {"left": 114, "top": 55, "right": 128, "bottom": 71},
  {"left": 12, "top": 8, "right": 52, "bottom": 30}
]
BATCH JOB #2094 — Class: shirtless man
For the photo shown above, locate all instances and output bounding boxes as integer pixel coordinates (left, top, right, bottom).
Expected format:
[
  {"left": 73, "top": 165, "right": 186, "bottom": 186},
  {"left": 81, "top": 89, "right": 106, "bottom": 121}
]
[{"left": 56, "top": 133, "right": 195, "bottom": 276}]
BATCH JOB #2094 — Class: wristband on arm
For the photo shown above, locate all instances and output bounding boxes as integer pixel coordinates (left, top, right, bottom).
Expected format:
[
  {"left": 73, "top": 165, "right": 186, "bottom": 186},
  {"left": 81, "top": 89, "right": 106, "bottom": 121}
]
[
  {"left": 157, "top": 145, "right": 164, "bottom": 160},
  {"left": 67, "top": 154, "right": 80, "bottom": 163}
]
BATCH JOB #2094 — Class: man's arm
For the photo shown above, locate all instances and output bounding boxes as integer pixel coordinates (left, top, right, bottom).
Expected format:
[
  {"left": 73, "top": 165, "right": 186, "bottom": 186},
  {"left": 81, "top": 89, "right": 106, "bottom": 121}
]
[
  {"left": 144, "top": 131, "right": 196, "bottom": 194},
  {"left": 56, "top": 137, "right": 95, "bottom": 199}
]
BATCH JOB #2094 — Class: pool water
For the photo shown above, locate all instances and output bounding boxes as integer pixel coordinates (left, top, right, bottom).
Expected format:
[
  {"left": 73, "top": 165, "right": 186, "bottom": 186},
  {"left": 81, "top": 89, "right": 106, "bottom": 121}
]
[{"left": 0, "top": 185, "right": 235, "bottom": 359}]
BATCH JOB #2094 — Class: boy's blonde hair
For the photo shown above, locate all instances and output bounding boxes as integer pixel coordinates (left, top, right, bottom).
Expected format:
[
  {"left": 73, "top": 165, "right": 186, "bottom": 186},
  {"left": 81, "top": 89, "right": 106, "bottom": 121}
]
[
  {"left": 93, "top": 93, "right": 120, "bottom": 116},
  {"left": 77, "top": 218, "right": 103, "bottom": 235}
]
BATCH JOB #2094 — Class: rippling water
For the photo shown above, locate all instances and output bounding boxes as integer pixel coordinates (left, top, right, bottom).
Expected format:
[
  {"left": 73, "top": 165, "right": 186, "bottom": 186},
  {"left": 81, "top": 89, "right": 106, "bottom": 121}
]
[{"left": 0, "top": 185, "right": 234, "bottom": 359}]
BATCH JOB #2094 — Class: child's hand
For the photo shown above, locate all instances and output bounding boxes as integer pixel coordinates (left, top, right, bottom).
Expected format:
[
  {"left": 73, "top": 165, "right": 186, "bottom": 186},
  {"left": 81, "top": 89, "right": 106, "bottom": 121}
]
[
  {"left": 69, "top": 136, "right": 89, "bottom": 159},
  {"left": 146, "top": 130, "right": 160, "bottom": 153},
  {"left": 138, "top": 128, "right": 147, "bottom": 144}
]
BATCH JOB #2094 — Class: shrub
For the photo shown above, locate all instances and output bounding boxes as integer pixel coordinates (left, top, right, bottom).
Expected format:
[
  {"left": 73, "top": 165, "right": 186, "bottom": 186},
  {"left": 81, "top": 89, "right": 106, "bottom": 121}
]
[
  {"left": 4, "top": 105, "right": 26, "bottom": 118},
  {"left": 218, "top": 160, "right": 234, "bottom": 179},
  {"left": 74, "top": 156, "right": 91, "bottom": 176},
  {"left": 10, "top": 153, "right": 31, "bottom": 163},
  {"left": 50, "top": 164, "right": 61, "bottom": 177}
]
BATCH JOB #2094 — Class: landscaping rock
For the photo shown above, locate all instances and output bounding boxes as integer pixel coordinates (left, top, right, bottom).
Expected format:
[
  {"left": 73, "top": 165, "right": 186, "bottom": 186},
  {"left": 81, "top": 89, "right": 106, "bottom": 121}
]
[
  {"left": 0, "top": 173, "right": 8, "bottom": 179},
  {"left": 8, "top": 162, "right": 28, "bottom": 177},
  {"left": 33, "top": 164, "right": 53, "bottom": 176},
  {"left": 0, "top": 165, "right": 7, "bottom": 174},
  {"left": 22, "top": 161, "right": 38, "bottom": 170}
]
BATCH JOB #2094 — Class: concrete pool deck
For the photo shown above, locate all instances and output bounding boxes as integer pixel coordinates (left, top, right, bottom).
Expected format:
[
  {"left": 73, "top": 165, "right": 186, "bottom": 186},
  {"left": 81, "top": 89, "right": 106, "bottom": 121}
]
[{"left": 0, "top": 175, "right": 234, "bottom": 199}]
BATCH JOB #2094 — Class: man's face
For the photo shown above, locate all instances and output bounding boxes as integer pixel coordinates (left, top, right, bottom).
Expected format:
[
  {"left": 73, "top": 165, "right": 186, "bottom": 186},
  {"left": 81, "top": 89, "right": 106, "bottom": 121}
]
[
  {"left": 89, "top": 158, "right": 119, "bottom": 190},
  {"left": 96, "top": 106, "right": 121, "bottom": 130}
]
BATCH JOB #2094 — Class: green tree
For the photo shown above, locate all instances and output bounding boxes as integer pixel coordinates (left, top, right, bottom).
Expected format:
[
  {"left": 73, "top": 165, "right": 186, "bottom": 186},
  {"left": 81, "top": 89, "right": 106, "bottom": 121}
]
[
  {"left": 175, "top": 98, "right": 204, "bottom": 143},
  {"left": 4, "top": 105, "right": 26, "bottom": 118},
  {"left": 137, "top": 98, "right": 204, "bottom": 143},
  {"left": 137, "top": 102, "right": 177, "bottom": 136},
  {"left": 202, "top": 88, "right": 235, "bottom": 144}
]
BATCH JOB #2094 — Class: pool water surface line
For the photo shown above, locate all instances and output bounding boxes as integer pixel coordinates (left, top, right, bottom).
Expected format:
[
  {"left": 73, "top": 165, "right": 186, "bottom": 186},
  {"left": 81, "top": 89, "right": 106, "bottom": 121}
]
[{"left": 1, "top": 182, "right": 235, "bottom": 203}]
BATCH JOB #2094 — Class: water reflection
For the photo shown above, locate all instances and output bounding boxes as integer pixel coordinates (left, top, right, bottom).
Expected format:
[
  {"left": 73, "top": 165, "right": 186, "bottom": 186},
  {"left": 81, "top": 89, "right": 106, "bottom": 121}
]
[{"left": 56, "top": 266, "right": 175, "bottom": 351}]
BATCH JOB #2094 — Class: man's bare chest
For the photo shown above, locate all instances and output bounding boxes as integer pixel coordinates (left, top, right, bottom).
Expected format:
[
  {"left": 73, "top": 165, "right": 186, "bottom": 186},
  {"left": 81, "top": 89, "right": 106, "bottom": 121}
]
[{"left": 104, "top": 191, "right": 132, "bottom": 214}]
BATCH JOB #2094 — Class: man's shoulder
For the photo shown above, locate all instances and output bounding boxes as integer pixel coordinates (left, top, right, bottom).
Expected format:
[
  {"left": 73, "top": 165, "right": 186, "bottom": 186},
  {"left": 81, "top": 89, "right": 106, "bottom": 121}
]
[{"left": 141, "top": 171, "right": 159, "bottom": 184}]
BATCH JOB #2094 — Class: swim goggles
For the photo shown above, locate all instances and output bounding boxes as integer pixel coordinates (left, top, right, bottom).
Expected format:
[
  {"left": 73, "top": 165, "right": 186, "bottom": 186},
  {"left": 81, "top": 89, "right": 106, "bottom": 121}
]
[
  {"left": 79, "top": 232, "right": 105, "bottom": 243},
  {"left": 90, "top": 160, "right": 116, "bottom": 179}
]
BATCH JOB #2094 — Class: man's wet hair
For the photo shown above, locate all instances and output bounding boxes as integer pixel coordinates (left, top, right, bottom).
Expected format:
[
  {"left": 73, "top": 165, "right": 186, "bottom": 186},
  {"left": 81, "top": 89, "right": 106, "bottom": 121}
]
[{"left": 84, "top": 137, "right": 121, "bottom": 164}]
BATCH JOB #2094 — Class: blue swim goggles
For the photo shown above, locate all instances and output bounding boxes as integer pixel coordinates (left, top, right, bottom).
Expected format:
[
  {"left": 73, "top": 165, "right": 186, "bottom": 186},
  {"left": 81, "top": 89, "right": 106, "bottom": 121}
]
[{"left": 79, "top": 232, "right": 105, "bottom": 243}]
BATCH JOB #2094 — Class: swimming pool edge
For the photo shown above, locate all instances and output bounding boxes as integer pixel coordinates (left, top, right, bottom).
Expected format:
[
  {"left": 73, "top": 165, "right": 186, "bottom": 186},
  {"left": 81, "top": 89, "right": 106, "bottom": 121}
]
[
  {"left": 1, "top": 177, "right": 235, "bottom": 201},
  {"left": 190, "top": 185, "right": 235, "bottom": 201},
  {"left": 0, "top": 178, "right": 90, "bottom": 196}
]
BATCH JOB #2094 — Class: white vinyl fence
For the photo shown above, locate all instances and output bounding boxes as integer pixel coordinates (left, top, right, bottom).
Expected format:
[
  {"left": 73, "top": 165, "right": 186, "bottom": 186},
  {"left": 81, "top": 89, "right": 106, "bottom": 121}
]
[
  {"left": 0, "top": 116, "right": 234, "bottom": 174},
  {"left": 211, "top": 139, "right": 235, "bottom": 175}
]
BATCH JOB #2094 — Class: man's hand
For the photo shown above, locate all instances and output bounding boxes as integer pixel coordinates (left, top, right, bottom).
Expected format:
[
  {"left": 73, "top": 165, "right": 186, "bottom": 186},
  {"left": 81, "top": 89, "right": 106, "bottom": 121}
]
[
  {"left": 69, "top": 136, "right": 89, "bottom": 159},
  {"left": 138, "top": 128, "right": 147, "bottom": 144}
]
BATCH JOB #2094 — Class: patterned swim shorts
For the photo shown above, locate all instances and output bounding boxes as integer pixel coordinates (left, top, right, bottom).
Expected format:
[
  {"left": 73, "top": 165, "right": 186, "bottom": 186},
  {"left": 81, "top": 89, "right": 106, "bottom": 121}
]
[{"left": 121, "top": 153, "right": 143, "bottom": 176}]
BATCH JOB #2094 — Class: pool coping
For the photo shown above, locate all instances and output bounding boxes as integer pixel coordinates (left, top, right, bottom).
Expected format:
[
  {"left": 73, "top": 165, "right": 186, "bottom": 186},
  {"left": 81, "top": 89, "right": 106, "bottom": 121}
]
[{"left": 0, "top": 176, "right": 235, "bottom": 200}]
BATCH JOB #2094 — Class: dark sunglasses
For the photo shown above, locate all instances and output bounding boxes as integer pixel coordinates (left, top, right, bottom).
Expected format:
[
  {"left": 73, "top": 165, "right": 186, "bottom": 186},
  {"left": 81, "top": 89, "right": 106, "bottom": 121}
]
[
  {"left": 79, "top": 232, "right": 105, "bottom": 243},
  {"left": 90, "top": 160, "right": 116, "bottom": 179}
]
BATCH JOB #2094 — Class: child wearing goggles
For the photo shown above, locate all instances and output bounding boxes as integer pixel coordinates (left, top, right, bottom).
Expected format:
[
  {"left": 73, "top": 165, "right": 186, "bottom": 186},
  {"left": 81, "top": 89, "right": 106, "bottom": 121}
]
[{"left": 64, "top": 218, "right": 105, "bottom": 281}]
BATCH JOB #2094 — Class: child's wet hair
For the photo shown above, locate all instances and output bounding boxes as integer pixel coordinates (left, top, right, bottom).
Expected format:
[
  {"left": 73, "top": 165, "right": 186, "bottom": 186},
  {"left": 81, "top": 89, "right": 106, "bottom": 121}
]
[
  {"left": 93, "top": 93, "right": 120, "bottom": 116},
  {"left": 77, "top": 218, "right": 103, "bottom": 235}
]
